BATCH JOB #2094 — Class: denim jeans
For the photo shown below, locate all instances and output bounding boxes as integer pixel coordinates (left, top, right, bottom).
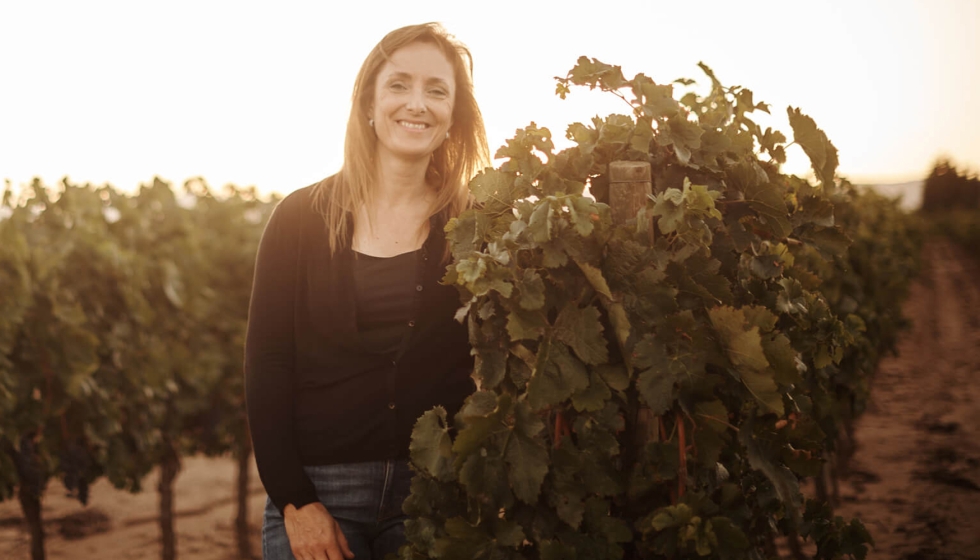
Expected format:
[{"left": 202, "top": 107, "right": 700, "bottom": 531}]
[{"left": 263, "top": 460, "right": 413, "bottom": 560}]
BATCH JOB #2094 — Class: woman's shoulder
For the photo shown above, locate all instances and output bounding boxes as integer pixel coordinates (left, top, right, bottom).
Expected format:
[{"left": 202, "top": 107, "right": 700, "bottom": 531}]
[{"left": 273, "top": 181, "right": 319, "bottom": 216}]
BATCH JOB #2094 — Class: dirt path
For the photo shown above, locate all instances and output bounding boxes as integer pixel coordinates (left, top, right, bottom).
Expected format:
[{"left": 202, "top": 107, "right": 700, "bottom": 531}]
[
  {"left": 835, "top": 239, "right": 980, "bottom": 559},
  {"left": 0, "top": 456, "right": 267, "bottom": 560}
]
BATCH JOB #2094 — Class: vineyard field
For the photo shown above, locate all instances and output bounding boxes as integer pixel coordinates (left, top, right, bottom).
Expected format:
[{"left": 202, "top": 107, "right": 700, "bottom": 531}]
[{"left": 0, "top": 241, "right": 976, "bottom": 560}]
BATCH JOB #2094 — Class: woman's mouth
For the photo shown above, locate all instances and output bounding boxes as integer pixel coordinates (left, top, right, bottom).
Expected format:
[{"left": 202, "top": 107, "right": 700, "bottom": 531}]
[{"left": 398, "top": 121, "right": 429, "bottom": 130}]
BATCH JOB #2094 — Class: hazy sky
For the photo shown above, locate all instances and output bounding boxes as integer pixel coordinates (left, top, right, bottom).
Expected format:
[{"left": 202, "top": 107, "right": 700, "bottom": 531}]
[{"left": 2, "top": 0, "right": 977, "bottom": 196}]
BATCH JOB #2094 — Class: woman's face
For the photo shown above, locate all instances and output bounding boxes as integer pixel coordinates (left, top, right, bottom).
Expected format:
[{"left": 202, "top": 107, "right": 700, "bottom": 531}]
[{"left": 370, "top": 41, "right": 456, "bottom": 163}]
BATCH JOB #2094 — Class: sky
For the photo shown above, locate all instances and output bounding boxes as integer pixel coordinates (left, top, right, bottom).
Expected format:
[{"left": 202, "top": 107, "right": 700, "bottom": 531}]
[{"left": 1, "top": 0, "right": 977, "bottom": 198}]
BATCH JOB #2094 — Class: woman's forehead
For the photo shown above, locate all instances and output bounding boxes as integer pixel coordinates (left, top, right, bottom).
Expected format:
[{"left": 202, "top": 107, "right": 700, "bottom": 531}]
[{"left": 378, "top": 43, "right": 455, "bottom": 84}]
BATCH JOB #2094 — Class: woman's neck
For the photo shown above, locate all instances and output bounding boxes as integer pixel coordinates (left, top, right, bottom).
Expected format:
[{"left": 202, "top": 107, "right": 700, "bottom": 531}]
[{"left": 372, "top": 152, "right": 431, "bottom": 209}]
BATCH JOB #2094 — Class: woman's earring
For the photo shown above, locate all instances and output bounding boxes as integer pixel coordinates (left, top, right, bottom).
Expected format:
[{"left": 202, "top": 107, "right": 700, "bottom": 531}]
[
  {"left": 368, "top": 118, "right": 374, "bottom": 128},
  {"left": 445, "top": 131, "right": 450, "bottom": 139}
]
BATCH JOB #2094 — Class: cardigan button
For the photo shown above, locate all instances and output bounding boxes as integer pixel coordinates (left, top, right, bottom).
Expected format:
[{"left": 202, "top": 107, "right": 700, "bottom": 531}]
[
  {"left": 416, "top": 285, "right": 423, "bottom": 292},
  {"left": 388, "top": 402, "right": 396, "bottom": 410},
  {"left": 408, "top": 320, "right": 415, "bottom": 327}
]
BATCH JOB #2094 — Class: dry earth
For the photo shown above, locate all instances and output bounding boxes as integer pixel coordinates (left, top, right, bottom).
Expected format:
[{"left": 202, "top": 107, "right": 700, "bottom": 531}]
[
  {"left": 0, "top": 457, "right": 267, "bottom": 560},
  {"left": 0, "top": 238, "right": 978, "bottom": 560},
  {"left": 834, "top": 239, "right": 980, "bottom": 559}
]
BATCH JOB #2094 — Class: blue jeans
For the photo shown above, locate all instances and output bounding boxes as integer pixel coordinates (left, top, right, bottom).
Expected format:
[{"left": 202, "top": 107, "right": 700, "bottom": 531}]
[{"left": 262, "top": 460, "right": 413, "bottom": 560}]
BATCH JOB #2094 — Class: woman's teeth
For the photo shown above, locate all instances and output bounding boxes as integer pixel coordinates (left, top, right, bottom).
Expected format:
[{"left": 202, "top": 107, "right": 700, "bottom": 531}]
[{"left": 399, "top": 121, "right": 428, "bottom": 130}]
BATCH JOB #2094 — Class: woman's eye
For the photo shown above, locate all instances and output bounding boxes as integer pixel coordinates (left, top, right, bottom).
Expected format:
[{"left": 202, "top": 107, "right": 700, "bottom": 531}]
[
  {"left": 429, "top": 89, "right": 448, "bottom": 97},
  {"left": 389, "top": 82, "right": 407, "bottom": 91}
]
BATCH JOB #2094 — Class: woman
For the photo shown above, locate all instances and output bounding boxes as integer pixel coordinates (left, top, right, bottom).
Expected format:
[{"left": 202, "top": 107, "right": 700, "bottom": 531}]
[{"left": 244, "top": 23, "right": 489, "bottom": 560}]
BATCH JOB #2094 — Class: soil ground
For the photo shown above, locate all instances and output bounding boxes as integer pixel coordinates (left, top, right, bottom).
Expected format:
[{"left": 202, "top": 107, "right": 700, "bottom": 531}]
[
  {"left": 834, "top": 239, "right": 980, "bottom": 559},
  {"left": 0, "top": 238, "right": 978, "bottom": 559}
]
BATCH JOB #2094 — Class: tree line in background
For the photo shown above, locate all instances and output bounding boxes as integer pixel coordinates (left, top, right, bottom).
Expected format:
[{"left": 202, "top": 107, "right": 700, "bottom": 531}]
[
  {"left": 0, "top": 178, "right": 276, "bottom": 560},
  {"left": 919, "top": 158, "right": 980, "bottom": 259}
]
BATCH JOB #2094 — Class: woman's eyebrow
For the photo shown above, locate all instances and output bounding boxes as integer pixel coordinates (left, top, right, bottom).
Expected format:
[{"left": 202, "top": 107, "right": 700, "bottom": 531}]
[{"left": 384, "top": 71, "right": 451, "bottom": 87}]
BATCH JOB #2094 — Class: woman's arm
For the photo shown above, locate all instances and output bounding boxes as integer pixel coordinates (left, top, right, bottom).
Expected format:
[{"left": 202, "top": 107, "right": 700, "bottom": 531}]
[{"left": 244, "top": 195, "right": 319, "bottom": 513}]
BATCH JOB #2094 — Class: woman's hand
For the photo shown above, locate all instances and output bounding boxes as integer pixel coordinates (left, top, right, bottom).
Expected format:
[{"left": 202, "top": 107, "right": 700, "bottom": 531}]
[{"left": 283, "top": 502, "right": 355, "bottom": 560}]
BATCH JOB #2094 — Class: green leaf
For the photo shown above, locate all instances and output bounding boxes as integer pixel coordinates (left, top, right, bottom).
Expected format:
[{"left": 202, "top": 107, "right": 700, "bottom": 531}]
[
  {"left": 440, "top": 517, "right": 492, "bottom": 557},
  {"left": 574, "top": 259, "right": 613, "bottom": 299},
  {"left": 604, "top": 300, "right": 631, "bottom": 353},
  {"left": 739, "top": 170, "right": 792, "bottom": 239},
  {"left": 708, "top": 306, "right": 784, "bottom": 415},
  {"left": 650, "top": 503, "right": 694, "bottom": 531},
  {"left": 636, "top": 366, "right": 677, "bottom": 416},
  {"left": 470, "top": 169, "right": 518, "bottom": 209},
  {"left": 505, "top": 400, "right": 549, "bottom": 504},
  {"left": 453, "top": 394, "right": 510, "bottom": 461},
  {"left": 527, "top": 340, "right": 590, "bottom": 411},
  {"left": 596, "top": 364, "right": 630, "bottom": 392},
  {"left": 555, "top": 302, "right": 608, "bottom": 365},
  {"left": 740, "top": 420, "right": 802, "bottom": 523},
  {"left": 572, "top": 371, "right": 612, "bottom": 412},
  {"left": 695, "top": 399, "right": 730, "bottom": 434},
  {"left": 566, "top": 196, "right": 597, "bottom": 237},
  {"left": 787, "top": 107, "right": 839, "bottom": 186},
  {"left": 651, "top": 188, "right": 685, "bottom": 234},
  {"left": 506, "top": 309, "right": 547, "bottom": 341},
  {"left": 446, "top": 210, "right": 488, "bottom": 255},
  {"left": 585, "top": 496, "right": 633, "bottom": 543},
  {"left": 709, "top": 516, "right": 750, "bottom": 555},
  {"left": 800, "top": 226, "right": 851, "bottom": 257},
  {"left": 528, "top": 199, "right": 554, "bottom": 243},
  {"left": 474, "top": 348, "right": 507, "bottom": 390},
  {"left": 517, "top": 269, "right": 546, "bottom": 310},
  {"left": 459, "top": 452, "right": 512, "bottom": 511},
  {"left": 493, "top": 518, "right": 526, "bottom": 548},
  {"left": 668, "top": 253, "right": 733, "bottom": 306},
  {"left": 638, "top": 81, "right": 680, "bottom": 119},
  {"left": 456, "top": 258, "right": 487, "bottom": 284},
  {"left": 762, "top": 332, "right": 802, "bottom": 386},
  {"left": 409, "top": 407, "right": 455, "bottom": 481}
]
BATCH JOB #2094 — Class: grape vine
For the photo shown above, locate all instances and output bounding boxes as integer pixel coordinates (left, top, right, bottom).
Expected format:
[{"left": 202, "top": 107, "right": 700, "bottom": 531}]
[{"left": 400, "top": 58, "right": 921, "bottom": 560}]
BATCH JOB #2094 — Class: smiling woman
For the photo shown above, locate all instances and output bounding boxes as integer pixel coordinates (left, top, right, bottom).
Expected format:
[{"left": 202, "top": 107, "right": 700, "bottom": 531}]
[{"left": 243, "top": 23, "right": 489, "bottom": 560}]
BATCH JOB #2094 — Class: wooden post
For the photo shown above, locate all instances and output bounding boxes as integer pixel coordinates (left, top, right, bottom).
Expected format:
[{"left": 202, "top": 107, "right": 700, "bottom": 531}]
[{"left": 608, "top": 161, "right": 652, "bottom": 225}]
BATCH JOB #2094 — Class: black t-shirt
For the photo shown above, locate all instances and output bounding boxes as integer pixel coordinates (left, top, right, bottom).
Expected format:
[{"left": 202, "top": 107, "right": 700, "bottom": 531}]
[
  {"left": 352, "top": 249, "right": 420, "bottom": 354},
  {"left": 244, "top": 182, "right": 475, "bottom": 514}
]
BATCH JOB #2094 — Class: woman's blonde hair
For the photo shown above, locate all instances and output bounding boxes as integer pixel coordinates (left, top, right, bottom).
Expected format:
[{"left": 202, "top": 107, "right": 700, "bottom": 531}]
[{"left": 310, "top": 22, "right": 490, "bottom": 256}]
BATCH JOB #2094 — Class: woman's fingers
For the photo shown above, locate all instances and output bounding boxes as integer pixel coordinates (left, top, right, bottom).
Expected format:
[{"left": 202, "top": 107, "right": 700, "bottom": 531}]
[
  {"left": 284, "top": 502, "right": 354, "bottom": 560},
  {"left": 334, "top": 520, "right": 354, "bottom": 560},
  {"left": 283, "top": 502, "right": 354, "bottom": 560}
]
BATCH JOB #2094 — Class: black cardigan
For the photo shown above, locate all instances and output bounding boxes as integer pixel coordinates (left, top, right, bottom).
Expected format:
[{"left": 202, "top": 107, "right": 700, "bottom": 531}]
[{"left": 244, "top": 183, "right": 474, "bottom": 514}]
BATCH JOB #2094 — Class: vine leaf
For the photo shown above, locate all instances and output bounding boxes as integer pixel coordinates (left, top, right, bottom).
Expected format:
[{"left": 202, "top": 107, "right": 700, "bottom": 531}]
[
  {"left": 574, "top": 260, "right": 613, "bottom": 299},
  {"left": 409, "top": 407, "right": 455, "bottom": 482},
  {"left": 571, "top": 371, "right": 612, "bottom": 412},
  {"left": 470, "top": 169, "right": 518, "bottom": 210},
  {"left": 506, "top": 309, "right": 547, "bottom": 341},
  {"left": 555, "top": 302, "right": 608, "bottom": 365},
  {"left": 787, "top": 107, "right": 839, "bottom": 187},
  {"left": 527, "top": 341, "right": 590, "bottom": 411},
  {"left": 708, "top": 306, "right": 784, "bottom": 415},
  {"left": 505, "top": 400, "right": 549, "bottom": 504},
  {"left": 528, "top": 199, "right": 554, "bottom": 243},
  {"left": 517, "top": 269, "right": 546, "bottom": 311},
  {"left": 740, "top": 419, "right": 803, "bottom": 525}
]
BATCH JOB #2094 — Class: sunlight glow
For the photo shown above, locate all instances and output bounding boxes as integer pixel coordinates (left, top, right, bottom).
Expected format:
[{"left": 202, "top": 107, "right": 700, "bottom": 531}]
[{"left": 1, "top": 0, "right": 977, "bottom": 196}]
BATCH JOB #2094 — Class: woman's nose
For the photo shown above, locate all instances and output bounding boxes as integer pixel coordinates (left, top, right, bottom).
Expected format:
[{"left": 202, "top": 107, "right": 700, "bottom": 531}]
[{"left": 406, "top": 86, "right": 426, "bottom": 113}]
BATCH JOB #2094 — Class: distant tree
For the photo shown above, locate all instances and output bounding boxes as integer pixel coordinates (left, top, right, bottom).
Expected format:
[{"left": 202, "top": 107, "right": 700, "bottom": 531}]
[{"left": 920, "top": 157, "right": 980, "bottom": 212}]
